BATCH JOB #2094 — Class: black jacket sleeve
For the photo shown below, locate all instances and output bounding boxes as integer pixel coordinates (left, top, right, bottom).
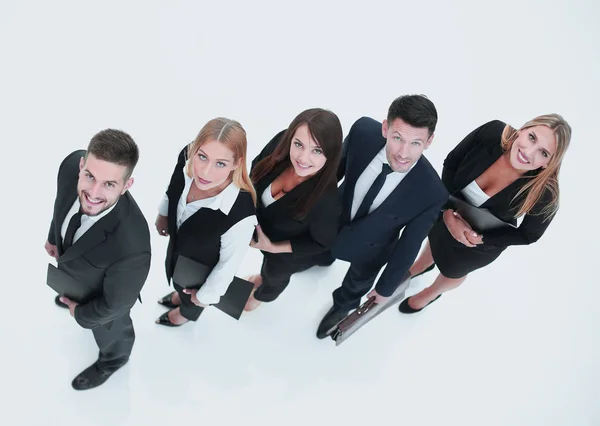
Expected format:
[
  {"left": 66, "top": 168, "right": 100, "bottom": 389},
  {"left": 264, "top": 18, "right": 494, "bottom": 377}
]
[
  {"left": 442, "top": 120, "right": 506, "bottom": 189},
  {"left": 337, "top": 118, "right": 361, "bottom": 182},
  {"left": 374, "top": 193, "right": 448, "bottom": 296},
  {"left": 479, "top": 190, "right": 555, "bottom": 247},
  {"left": 74, "top": 251, "right": 151, "bottom": 328}
]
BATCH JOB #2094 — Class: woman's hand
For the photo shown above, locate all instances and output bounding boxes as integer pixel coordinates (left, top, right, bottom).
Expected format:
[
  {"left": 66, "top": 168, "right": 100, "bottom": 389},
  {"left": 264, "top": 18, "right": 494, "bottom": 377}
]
[
  {"left": 443, "top": 210, "right": 483, "bottom": 247},
  {"left": 155, "top": 214, "right": 169, "bottom": 236},
  {"left": 249, "top": 225, "right": 274, "bottom": 252},
  {"left": 249, "top": 225, "right": 292, "bottom": 253}
]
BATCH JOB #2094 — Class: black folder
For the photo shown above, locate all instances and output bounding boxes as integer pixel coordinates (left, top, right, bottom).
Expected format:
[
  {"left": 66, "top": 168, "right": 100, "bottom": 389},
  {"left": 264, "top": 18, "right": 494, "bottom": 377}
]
[
  {"left": 172, "top": 255, "right": 254, "bottom": 320},
  {"left": 46, "top": 263, "right": 97, "bottom": 303},
  {"left": 449, "top": 195, "right": 516, "bottom": 233}
]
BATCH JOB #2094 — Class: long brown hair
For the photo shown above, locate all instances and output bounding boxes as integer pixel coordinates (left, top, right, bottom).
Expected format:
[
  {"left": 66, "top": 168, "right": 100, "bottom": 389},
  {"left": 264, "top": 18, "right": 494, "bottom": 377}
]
[
  {"left": 251, "top": 108, "right": 343, "bottom": 218},
  {"left": 501, "top": 113, "right": 571, "bottom": 219},
  {"left": 185, "top": 117, "right": 257, "bottom": 206}
]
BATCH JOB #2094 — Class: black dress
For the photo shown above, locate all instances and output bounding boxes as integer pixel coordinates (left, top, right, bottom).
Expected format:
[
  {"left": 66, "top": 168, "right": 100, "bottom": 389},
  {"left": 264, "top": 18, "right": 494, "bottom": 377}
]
[
  {"left": 250, "top": 131, "right": 342, "bottom": 302},
  {"left": 429, "top": 120, "right": 555, "bottom": 278}
]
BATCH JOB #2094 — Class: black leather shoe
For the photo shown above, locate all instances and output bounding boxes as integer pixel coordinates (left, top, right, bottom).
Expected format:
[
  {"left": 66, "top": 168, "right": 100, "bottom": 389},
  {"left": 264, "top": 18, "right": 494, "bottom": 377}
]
[
  {"left": 157, "top": 291, "right": 179, "bottom": 309},
  {"left": 54, "top": 295, "right": 68, "bottom": 309},
  {"left": 411, "top": 263, "right": 435, "bottom": 279},
  {"left": 71, "top": 362, "right": 118, "bottom": 391},
  {"left": 316, "top": 306, "right": 349, "bottom": 339},
  {"left": 398, "top": 294, "right": 441, "bottom": 314}
]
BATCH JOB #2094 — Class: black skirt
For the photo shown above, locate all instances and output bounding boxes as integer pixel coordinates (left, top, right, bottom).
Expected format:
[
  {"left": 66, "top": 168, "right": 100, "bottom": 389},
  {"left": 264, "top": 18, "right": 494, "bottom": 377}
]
[{"left": 428, "top": 218, "right": 507, "bottom": 279}]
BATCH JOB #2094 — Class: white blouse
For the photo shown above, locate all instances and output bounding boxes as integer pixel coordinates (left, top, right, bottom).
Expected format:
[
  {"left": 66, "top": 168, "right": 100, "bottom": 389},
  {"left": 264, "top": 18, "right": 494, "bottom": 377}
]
[
  {"left": 460, "top": 180, "right": 490, "bottom": 207},
  {"left": 261, "top": 183, "right": 278, "bottom": 207}
]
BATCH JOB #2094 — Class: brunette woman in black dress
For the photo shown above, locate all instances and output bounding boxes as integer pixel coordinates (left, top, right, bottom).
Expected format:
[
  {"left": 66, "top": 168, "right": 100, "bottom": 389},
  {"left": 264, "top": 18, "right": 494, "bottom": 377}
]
[{"left": 244, "top": 108, "right": 343, "bottom": 311}]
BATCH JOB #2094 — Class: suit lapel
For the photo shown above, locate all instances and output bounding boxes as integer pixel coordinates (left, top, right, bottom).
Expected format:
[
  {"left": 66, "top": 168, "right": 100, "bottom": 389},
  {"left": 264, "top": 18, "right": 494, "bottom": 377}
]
[
  {"left": 59, "top": 195, "right": 127, "bottom": 263},
  {"left": 55, "top": 175, "right": 79, "bottom": 253}
]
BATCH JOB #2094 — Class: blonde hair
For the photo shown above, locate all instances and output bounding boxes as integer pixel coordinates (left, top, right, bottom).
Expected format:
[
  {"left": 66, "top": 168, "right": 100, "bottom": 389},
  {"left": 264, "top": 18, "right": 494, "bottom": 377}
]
[
  {"left": 185, "top": 117, "right": 257, "bottom": 206},
  {"left": 501, "top": 113, "right": 571, "bottom": 219}
]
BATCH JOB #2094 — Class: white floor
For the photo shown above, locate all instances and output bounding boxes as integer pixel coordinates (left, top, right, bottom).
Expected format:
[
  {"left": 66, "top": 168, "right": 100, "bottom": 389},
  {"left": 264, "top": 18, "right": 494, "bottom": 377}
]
[{"left": 1, "top": 1, "right": 599, "bottom": 425}]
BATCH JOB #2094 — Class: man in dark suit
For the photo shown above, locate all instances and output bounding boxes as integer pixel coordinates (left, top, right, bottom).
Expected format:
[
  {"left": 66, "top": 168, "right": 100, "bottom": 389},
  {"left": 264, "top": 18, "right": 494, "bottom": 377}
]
[
  {"left": 45, "top": 129, "right": 151, "bottom": 390},
  {"left": 315, "top": 95, "right": 449, "bottom": 338}
]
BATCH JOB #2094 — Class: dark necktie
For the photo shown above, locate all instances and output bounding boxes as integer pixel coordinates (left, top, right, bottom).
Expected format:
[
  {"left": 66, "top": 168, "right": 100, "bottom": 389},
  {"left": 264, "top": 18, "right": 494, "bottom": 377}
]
[
  {"left": 63, "top": 210, "right": 83, "bottom": 252},
  {"left": 354, "top": 163, "right": 394, "bottom": 220}
]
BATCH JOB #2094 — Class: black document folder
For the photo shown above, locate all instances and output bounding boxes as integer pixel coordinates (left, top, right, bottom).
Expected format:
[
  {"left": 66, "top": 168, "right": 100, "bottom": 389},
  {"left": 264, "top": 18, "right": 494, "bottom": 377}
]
[
  {"left": 449, "top": 195, "right": 516, "bottom": 233},
  {"left": 172, "top": 255, "right": 254, "bottom": 320},
  {"left": 46, "top": 263, "right": 96, "bottom": 303}
]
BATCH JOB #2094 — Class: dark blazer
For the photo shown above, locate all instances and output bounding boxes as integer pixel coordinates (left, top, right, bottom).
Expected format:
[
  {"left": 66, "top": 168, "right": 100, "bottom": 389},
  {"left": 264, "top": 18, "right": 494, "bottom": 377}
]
[
  {"left": 333, "top": 117, "right": 448, "bottom": 296},
  {"left": 47, "top": 150, "right": 152, "bottom": 329},
  {"left": 250, "top": 130, "right": 342, "bottom": 260},
  {"left": 442, "top": 120, "right": 554, "bottom": 247}
]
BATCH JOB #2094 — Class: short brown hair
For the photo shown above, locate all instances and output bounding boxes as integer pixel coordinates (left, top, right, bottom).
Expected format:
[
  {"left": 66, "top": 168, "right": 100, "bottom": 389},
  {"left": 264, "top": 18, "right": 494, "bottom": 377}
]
[{"left": 86, "top": 129, "right": 139, "bottom": 180}]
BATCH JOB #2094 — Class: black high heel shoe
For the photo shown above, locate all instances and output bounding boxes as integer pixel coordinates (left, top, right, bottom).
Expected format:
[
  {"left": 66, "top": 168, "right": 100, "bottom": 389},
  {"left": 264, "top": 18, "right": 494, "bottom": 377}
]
[
  {"left": 155, "top": 309, "right": 185, "bottom": 327},
  {"left": 410, "top": 263, "right": 435, "bottom": 279},
  {"left": 398, "top": 294, "right": 441, "bottom": 314},
  {"left": 157, "top": 291, "right": 179, "bottom": 309}
]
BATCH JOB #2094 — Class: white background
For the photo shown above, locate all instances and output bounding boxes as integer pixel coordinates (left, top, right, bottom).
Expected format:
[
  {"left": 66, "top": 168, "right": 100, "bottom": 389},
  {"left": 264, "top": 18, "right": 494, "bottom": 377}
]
[{"left": 1, "top": 1, "right": 598, "bottom": 425}]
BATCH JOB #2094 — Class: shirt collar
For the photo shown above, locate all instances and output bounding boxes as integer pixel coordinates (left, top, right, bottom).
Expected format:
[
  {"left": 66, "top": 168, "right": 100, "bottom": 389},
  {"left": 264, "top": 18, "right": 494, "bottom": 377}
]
[
  {"left": 183, "top": 161, "right": 239, "bottom": 215},
  {"left": 74, "top": 197, "right": 118, "bottom": 222},
  {"left": 377, "top": 147, "right": 417, "bottom": 175}
]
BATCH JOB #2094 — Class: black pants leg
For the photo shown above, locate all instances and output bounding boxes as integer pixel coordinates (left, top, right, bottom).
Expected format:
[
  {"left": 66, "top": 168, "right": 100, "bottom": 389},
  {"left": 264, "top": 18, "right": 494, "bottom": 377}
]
[
  {"left": 332, "top": 256, "right": 387, "bottom": 311},
  {"left": 253, "top": 253, "right": 317, "bottom": 302},
  {"left": 92, "top": 312, "right": 135, "bottom": 372},
  {"left": 174, "top": 283, "right": 204, "bottom": 321}
]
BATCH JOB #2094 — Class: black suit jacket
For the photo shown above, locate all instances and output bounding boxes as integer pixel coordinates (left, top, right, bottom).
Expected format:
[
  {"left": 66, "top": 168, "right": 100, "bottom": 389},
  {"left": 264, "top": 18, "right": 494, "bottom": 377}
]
[
  {"left": 47, "top": 150, "right": 152, "bottom": 329},
  {"left": 250, "top": 130, "right": 341, "bottom": 260},
  {"left": 333, "top": 117, "right": 448, "bottom": 296},
  {"left": 441, "top": 120, "right": 555, "bottom": 247}
]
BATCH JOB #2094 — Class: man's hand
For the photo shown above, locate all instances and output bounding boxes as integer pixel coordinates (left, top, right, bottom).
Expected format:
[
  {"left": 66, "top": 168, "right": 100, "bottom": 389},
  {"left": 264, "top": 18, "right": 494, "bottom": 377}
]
[
  {"left": 59, "top": 296, "right": 79, "bottom": 316},
  {"left": 45, "top": 240, "right": 59, "bottom": 260},
  {"left": 366, "top": 289, "right": 389, "bottom": 304},
  {"left": 182, "top": 289, "right": 208, "bottom": 308}
]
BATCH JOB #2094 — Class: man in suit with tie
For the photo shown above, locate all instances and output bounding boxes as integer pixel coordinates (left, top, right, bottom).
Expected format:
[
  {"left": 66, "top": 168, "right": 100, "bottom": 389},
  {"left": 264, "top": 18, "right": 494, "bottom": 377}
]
[
  {"left": 45, "top": 129, "right": 151, "bottom": 390},
  {"left": 315, "top": 95, "right": 449, "bottom": 338}
]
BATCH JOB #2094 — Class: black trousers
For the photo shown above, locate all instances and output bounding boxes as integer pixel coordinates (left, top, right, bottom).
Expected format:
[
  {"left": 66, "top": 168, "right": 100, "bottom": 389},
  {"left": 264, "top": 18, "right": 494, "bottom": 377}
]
[
  {"left": 253, "top": 252, "right": 324, "bottom": 302},
  {"left": 92, "top": 313, "right": 135, "bottom": 372},
  {"left": 173, "top": 283, "right": 205, "bottom": 321},
  {"left": 332, "top": 254, "right": 389, "bottom": 311}
]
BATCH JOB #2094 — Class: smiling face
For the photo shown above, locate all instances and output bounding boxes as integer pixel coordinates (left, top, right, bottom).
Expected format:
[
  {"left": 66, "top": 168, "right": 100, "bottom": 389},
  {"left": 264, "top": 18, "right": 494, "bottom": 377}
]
[
  {"left": 191, "top": 139, "right": 241, "bottom": 190},
  {"left": 509, "top": 125, "right": 557, "bottom": 171},
  {"left": 288, "top": 123, "right": 327, "bottom": 177},
  {"left": 77, "top": 154, "right": 133, "bottom": 216},
  {"left": 382, "top": 118, "right": 433, "bottom": 173}
]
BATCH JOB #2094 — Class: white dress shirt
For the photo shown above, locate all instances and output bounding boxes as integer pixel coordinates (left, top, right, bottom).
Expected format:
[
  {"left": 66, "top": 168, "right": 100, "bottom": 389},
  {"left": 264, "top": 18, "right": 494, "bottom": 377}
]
[
  {"left": 460, "top": 180, "right": 490, "bottom": 207},
  {"left": 261, "top": 183, "right": 278, "bottom": 207},
  {"left": 61, "top": 197, "right": 118, "bottom": 245},
  {"left": 350, "top": 147, "right": 416, "bottom": 220},
  {"left": 158, "top": 164, "right": 257, "bottom": 305}
]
